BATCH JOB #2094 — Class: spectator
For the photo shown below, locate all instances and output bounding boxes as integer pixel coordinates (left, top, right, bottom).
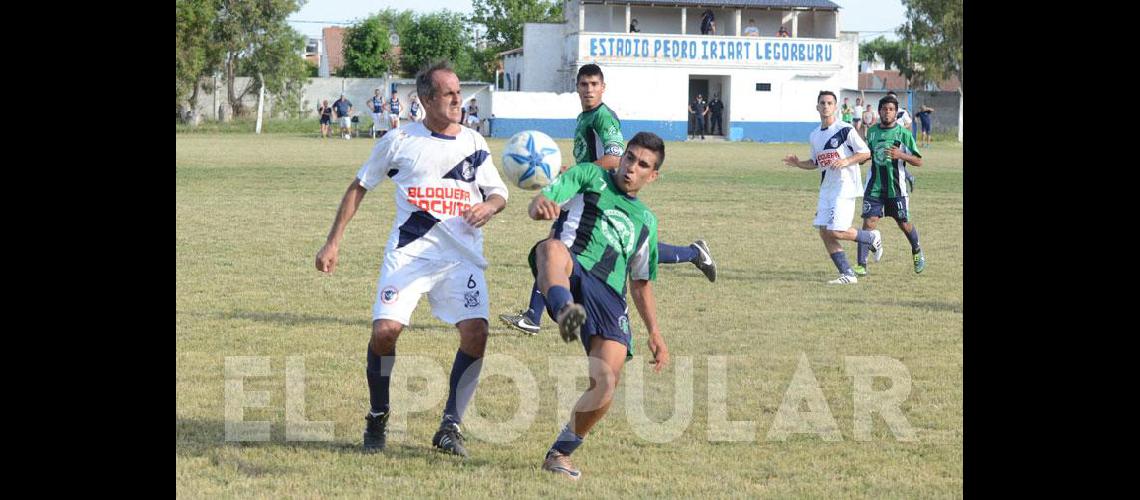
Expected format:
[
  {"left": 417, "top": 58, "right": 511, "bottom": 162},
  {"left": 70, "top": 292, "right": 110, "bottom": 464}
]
[
  {"left": 332, "top": 93, "right": 353, "bottom": 140},
  {"left": 777, "top": 26, "right": 791, "bottom": 37},
  {"left": 852, "top": 97, "right": 864, "bottom": 131},
  {"left": 629, "top": 18, "right": 640, "bottom": 33},
  {"left": 408, "top": 93, "right": 423, "bottom": 122},
  {"left": 708, "top": 93, "right": 725, "bottom": 136},
  {"left": 700, "top": 9, "right": 716, "bottom": 35},
  {"left": 915, "top": 105, "right": 935, "bottom": 147},
  {"left": 861, "top": 104, "right": 875, "bottom": 138},
  {"left": 841, "top": 97, "right": 854, "bottom": 124},
  {"left": 318, "top": 99, "right": 333, "bottom": 138},
  {"left": 369, "top": 89, "right": 385, "bottom": 138},
  {"left": 743, "top": 19, "right": 760, "bottom": 37},
  {"left": 689, "top": 94, "right": 708, "bottom": 140}
]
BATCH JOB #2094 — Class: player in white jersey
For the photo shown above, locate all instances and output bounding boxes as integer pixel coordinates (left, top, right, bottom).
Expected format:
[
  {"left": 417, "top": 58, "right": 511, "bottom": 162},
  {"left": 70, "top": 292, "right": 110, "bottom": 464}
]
[
  {"left": 315, "top": 60, "right": 508, "bottom": 458},
  {"left": 783, "top": 90, "right": 878, "bottom": 284}
]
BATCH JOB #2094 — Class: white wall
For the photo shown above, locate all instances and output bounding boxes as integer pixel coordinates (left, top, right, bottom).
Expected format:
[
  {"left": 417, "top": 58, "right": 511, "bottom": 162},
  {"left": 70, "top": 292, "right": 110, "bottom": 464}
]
[
  {"left": 502, "top": 53, "right": 523, "bottom": 91},
  {"left": 522, "top": 23, "right": 566, "bottom": 92}
]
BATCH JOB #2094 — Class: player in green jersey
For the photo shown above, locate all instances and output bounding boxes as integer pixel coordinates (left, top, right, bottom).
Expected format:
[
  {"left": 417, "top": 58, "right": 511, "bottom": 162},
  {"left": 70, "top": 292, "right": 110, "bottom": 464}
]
[
  {"left": 855, "top": 94, "right": 926, "bottom": 275},
  {"left": 528, "top": 131, "right": 671, "bottom": 480}
]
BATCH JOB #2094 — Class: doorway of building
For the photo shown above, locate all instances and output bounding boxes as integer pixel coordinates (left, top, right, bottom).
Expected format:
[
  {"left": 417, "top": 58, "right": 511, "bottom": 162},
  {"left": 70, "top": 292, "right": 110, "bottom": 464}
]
[{"left": 689, "top": 75, "right": 730, "bottom": 138}]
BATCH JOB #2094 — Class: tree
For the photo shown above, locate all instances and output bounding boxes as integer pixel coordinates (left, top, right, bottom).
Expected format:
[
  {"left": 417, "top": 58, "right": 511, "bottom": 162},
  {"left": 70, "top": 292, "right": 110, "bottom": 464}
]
[
  {"left": 400, "top": 11, "right": 476, "bottom": 78},
  {"left": 213, "top": 0, "right": 309, "bottom": 120},
  {"left": 176, "top": 0, "right": 221, "bottom": 123},
  {"left": 899, "top": 0, "right": 963, "bottom": 92},
  {"left": 471, "top": 0, "right": 562, "bottom": 52},
  {"left": 340, "top": 9, "right": 415, "bottom": 78}
]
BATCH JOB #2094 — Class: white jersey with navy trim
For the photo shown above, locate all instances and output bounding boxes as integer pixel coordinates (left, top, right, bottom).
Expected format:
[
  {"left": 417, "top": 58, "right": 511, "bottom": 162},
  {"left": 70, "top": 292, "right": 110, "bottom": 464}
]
[
  {"left": 809, "top": 120, "right": 870, "bottom": 199},
  {"left": 355, "top": 122, "right": 508, "bottom": 267}
]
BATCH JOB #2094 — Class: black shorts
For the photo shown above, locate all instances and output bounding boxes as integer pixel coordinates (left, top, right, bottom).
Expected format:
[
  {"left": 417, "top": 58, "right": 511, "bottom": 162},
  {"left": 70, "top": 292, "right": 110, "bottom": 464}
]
[
  {"left": 320, "top": 117, "right": 331, "bottom": 125},
  {"left": 862, "top": 196, "right": 910, "bottom": 222}
]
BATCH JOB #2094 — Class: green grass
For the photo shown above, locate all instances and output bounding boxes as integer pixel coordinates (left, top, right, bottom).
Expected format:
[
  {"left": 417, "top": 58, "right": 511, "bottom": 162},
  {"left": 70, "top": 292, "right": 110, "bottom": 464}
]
[{"left": 177, "top": 133, "right": 963, "bottom": 497}]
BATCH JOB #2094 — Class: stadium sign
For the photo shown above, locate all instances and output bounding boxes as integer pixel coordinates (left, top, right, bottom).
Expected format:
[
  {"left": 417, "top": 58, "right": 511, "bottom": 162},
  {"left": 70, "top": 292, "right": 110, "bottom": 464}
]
[{"left": 580, "top": 33, "right": 836, "bottom": 67}]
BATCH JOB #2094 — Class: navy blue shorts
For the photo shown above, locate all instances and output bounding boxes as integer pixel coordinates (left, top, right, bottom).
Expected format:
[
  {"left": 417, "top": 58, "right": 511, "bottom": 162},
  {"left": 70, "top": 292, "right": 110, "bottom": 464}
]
[
  {"left": 527, "top": 244, "right": 634, "bottom": 357},
  {"left": 862, "top": 196, "right": 910, "bottom": 222},
  {"left": 568, "top": 256, "right": 633, "bottom": 357},
  {"left": 920, "top": 121, "right": 931, "bottom": 133}
]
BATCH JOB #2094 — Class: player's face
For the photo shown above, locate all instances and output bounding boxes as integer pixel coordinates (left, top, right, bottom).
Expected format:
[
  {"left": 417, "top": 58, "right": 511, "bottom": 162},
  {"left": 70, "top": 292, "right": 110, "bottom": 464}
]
[
  {"left": 816, "top": 95, "right": 836, "bottom": 118},
  {"left": 614, "top": 145, "right": 660, "bottom": 195},
  {"left": 425, "top": 70, "right": 462, "bottom": 124},
  {"left": 879, "top": 102, "right": 897, "bottom": 126},
  {"left": 577, "top": 75, "right": 605, "bottom": 110}
]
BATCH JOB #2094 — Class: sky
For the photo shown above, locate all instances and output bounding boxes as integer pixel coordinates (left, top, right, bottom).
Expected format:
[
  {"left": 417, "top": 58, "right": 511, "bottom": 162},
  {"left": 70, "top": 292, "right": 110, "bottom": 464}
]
[{"left": 287, "top": 0, "right": 906, "bottom": 41}]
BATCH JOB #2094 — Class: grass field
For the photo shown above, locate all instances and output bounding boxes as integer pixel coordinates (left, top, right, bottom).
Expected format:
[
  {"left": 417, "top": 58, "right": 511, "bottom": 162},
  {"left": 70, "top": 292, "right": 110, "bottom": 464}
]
[{"left": 176, "top": 131, "right": 963, "bottom": 497}]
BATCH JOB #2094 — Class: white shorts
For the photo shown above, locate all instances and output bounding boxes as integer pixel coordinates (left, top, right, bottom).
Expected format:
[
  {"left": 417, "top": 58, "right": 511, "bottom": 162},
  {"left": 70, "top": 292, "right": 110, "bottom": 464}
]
[
  {"left": 340, "top": 116, "right": 352, "bottom": 128},
  {"left": 372, "top": 250, "right": 489, "bottom": 326},
  {"left": 813, "top": 195, "right": 858, "bottom": 231},
  {"left": 371, "top": 112, "right": 385, "bottom": 129},
  {"left": 388, "top": 113, "right": 400, "bottom": 126},
  {"left": 465, "top": 115, "right": 480, "bottom": 126}
]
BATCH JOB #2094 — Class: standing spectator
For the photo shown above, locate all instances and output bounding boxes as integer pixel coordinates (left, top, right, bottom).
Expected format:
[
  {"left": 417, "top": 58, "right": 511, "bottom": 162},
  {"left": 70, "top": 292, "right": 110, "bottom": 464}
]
[
  {"left": 861, "top": 104, "right": 875, "bottom": 138},
  {"left": 369, "top": 89, "right": 385, "bottom": 138},
  {"left": 689, "top": 94, "right": 708, "bottom": 140},
  {"left": 852, "top": 97, "right": 864, "bottom": 131},
  {"left": 915, "top": 105, "right": 934, "bottom": 147},
  {"left": 318, "top": 99, "right": 333, "bottom": 139},
  {"left": 708, "top": 93, "right": 725, "bottom": 136},
  {"left": 333, "top": 93, "right": 353, "bottom": 140},
  {"left": 777, "top": 26, "right": 791, "bottom": 37},
  {"left": 841, "top": 97, "right": 854, "bottom": 124},
  {"left": 743, "top": 19, "right": 760, "bottom": 37},
  {"left": 700, "top": 9, "right": 716, "bottom": 35},
  {"left": 629, "top": 18, "right": 640, "bottom": 33}
]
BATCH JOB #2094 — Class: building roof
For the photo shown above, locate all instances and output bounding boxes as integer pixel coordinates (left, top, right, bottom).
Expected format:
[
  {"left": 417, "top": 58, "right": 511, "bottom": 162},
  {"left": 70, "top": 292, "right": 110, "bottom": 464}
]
[{"left": 581, "top": 0, "right": 840, "bottom": 9}]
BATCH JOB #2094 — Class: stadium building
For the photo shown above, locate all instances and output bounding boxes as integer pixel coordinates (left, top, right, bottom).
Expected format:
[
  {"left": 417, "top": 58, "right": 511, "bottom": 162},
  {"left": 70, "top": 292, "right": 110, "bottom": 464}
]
[{"left": 492, "top": 0, "right": 859, "bottom": 142}]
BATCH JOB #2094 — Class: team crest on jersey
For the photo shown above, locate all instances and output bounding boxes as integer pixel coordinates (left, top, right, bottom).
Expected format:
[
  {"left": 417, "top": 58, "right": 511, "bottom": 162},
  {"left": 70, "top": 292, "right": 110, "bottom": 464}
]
[
  {"left": 461, "top": 160, "right": 475, "bottom": 180},
  {"left": 829, "top": 138, "right": 839, "bottom": 148},
  {"left": 604, "top": 144, "right": 624, "bottom": 157},
  {"left": 464, "top": 290, "right": 481, "bottom": 308},
  {"left": 600, "top": 209, "right": 636, "bottom": 254},
  {"left": 381, "top": 286, "right": 399, "bottom": 304}
]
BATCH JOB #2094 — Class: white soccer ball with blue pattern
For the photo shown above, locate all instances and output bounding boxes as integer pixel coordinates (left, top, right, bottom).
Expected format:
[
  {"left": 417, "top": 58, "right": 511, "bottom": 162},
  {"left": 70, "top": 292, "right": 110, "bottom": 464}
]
[{"left": 501, "top": 130, "right": 561, "bottom": 190}]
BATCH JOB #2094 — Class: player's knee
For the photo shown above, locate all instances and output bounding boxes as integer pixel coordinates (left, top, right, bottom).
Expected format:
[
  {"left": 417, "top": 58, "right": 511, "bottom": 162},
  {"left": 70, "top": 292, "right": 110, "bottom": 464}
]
[
  {"left": 457, "top": 319, "right": 488, "bottom": 356},
  {"left": 370, "top": 323, "right": 402, "bottom": 355},
  {"left": 537, "top": 238, "right": 567, "bottom": 260}
]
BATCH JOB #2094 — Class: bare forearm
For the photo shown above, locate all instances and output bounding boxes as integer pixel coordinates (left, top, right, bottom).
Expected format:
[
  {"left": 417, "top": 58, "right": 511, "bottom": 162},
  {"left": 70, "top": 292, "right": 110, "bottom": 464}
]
[
  {"left": 325, "top": 181, "right": 367, "bottom": 245},
  {"left": 629, "top": 279, "right": 660, "bottom": 336},
  {"left": 595, "top": 154, "right": 620, "bottom": 170}
]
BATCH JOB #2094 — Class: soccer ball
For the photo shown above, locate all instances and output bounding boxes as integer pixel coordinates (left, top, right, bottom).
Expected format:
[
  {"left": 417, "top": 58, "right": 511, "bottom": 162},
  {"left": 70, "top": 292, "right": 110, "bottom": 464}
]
[{"left": 501, "top": 130, "right": 561, "bottom": 190}]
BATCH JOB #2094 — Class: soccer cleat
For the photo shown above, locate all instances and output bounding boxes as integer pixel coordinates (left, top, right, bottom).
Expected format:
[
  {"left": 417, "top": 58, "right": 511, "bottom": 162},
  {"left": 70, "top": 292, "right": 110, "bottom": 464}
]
[
  {"left": 828, "top": 273, "right": 858, "bottom": 285},
  {"left": 913, "top": 250, "right": 926, "bottom": 274},
  {"left": 363, "top": 412, "right": 389, "bottom": 453},
  {"left": 542, "top": 449, "right": 581, "bottom": 480},
  {"left": 852, "top": 264, "right": 867, "bottom": 277},
  {"left": 556, "top": 303, "right": 586, "bottom": 343},
  {"left": 691, "top": 240, "right": 717, "bottom": 282},
  {"left": 432, "top": 421, "right": 468, "bottom": 457},
  {"left": 870, "top": 230, "right": 884, "bottom": 263},
  {"left": 499, "top": 310, "right": 540, "bottom": 335}
]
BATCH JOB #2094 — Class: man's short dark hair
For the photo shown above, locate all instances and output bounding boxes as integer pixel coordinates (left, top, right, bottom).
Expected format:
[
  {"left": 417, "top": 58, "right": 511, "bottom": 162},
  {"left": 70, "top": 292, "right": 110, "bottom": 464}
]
[
  {"left": 577, "top": 64, "right": 604, "bottom": 83},
  {"left": 886, "top": 91, "right": 898, "bottom": 97},
  {"left": 879, "top": 95, "right": 899, "bottom": 111},
  {"left": 416, "top": 59, "right": 455, "bottom": 100},
  {"left": 817, "top": 90, "right": 837, "bottom": 102},
  {"left": 626, "top": 132, "right": 666, "bottom": 170}
]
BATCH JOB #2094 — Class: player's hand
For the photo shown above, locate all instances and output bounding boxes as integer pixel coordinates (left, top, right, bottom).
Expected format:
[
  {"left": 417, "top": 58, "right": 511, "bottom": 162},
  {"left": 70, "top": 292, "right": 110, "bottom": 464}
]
[
  {"left": 782, "top": 155, "right": 801, "bottom": 168},
  {"left": 830, "top": 157, "right": 849, "bottom": 169},
  {"left": 462, "top": 202, "right": 496, "bottom": 228},
  {"left": 316, "top": 243, "right": 339, "bottom": 274},
  {"left": 647, "top": 332, "right": 670, "bottom": 373},
  {"left": 887, "top": 146, "right": 902, "bottom": 160},
  {"left": 529, "top": 196, "right": 561, "bottom": 220}
]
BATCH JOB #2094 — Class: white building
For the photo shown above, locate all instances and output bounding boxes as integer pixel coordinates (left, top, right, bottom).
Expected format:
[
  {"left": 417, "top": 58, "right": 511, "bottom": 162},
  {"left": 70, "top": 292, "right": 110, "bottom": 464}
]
[{"left": 492, "top": 0, "right": 858, "bottom": 142}]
